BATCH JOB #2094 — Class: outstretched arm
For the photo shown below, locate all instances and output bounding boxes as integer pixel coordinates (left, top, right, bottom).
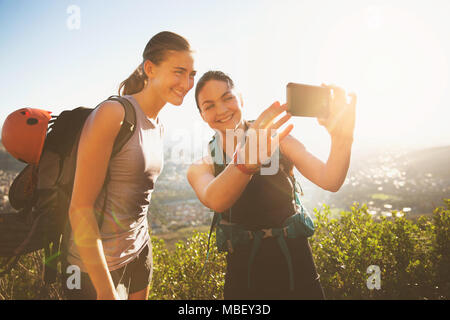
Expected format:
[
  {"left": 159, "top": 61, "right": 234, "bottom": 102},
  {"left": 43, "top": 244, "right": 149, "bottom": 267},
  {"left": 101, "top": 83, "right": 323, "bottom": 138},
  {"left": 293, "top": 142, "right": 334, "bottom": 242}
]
[
  {"left": 280, "top": 134, "right": 352, "bottom": 192},
  {"left": 280, "top": 84, "right": 356, "bottom": 192}
]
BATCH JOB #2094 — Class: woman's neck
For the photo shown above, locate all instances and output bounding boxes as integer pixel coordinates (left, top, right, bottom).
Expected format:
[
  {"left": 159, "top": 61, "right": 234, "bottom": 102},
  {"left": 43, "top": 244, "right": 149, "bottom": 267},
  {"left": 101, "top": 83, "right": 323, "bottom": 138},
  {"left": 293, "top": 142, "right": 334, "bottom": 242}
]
[{"left": 131, "top": 86, "right": 165, "bottom": 120}]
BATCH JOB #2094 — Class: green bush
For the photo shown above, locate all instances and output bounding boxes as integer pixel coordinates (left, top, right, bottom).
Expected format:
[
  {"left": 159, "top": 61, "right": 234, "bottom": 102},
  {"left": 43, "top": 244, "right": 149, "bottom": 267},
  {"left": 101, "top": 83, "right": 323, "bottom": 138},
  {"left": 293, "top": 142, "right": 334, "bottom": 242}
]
[
  {"left": 1, "top": 200, "right": 448, "bottom": 300},
  {"left": 310, "top": 200, "right": 449, "bottom": 299},
  {"left": 149, "top": 231, "right": 226, "bottom": 300},
  {"left": 0, "top": 250, "right": 62, "bottom": 300}
]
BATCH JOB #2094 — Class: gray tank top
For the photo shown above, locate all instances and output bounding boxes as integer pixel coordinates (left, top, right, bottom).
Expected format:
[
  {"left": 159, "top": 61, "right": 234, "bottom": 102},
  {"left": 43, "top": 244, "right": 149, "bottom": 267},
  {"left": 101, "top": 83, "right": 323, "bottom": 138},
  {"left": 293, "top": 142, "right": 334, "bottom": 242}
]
[{"left": 67, "top": 95, "right": 164, "bottom": 272}]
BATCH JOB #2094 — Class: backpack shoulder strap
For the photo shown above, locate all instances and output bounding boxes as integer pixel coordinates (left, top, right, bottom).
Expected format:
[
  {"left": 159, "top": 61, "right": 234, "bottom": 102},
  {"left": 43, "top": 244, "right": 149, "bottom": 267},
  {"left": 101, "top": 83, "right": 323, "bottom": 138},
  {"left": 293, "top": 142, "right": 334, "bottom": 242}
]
[
  {"left": 208, "top": 133, "right": 226, "bottom": 177},
  {"left": 202, "top": 134, "right": 226, "bottom": 276},
  {"left": 95, "top": 95, "right": 136, "bottom": 227},
  {"left": 106, "top": 95, "right": 137, "bottom": 157}
]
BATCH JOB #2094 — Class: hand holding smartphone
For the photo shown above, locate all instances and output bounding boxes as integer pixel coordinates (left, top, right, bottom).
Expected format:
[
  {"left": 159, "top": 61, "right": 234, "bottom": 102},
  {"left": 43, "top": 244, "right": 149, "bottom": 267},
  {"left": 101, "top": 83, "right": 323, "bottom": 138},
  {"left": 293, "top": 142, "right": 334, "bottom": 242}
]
[
  {"left": 286, "top": 82, "right": 357, "bottom": 140},
  {"left": 286, "top": 82, "right": 331, "bottom": 118}
]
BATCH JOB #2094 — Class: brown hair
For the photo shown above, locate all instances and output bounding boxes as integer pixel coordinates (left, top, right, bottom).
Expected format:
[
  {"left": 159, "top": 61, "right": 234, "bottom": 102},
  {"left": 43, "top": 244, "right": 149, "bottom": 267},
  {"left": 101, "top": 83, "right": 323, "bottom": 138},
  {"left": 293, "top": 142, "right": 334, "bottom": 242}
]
[
  {"left": 118, "top": 31, "right": 191, "bottom": 96},
  {"left": 194, "top": 70, "right": 234, "bottom": 111}
]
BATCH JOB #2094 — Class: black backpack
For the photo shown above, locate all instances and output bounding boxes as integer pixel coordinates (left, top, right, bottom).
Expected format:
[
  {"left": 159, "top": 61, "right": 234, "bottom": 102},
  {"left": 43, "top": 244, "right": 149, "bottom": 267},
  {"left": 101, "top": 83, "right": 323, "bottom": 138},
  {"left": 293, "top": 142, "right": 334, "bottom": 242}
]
[{"left": 0, "top": 95, "right": 136, "bottom": 284}]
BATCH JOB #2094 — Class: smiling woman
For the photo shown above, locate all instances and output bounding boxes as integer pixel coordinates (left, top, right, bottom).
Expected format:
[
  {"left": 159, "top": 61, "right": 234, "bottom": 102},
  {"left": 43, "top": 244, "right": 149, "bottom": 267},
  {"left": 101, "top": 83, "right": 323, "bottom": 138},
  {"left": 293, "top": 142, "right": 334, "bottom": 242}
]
[
  {"left": 119, "top": 32, "right": 195, "bottom": 98},
  {"left": 131, "top": 51, "right": 196, "bottom": 113},
  {"left": 65, "top": 31, "right": 197, "bottom": 300},
  {"left": 194, "top": 71, "right": 243, "bottom": 132},
  {"left": 187, "top": 70, "right": 358, "bottom": 299}
]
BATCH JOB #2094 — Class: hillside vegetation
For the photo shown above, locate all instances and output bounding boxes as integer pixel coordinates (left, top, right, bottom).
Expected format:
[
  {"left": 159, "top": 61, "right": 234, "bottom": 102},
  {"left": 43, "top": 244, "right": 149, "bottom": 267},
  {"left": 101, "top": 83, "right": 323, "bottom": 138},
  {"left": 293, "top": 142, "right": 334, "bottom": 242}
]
[{"left": 1, "top": 200, "right": 448, "bottom": 300}]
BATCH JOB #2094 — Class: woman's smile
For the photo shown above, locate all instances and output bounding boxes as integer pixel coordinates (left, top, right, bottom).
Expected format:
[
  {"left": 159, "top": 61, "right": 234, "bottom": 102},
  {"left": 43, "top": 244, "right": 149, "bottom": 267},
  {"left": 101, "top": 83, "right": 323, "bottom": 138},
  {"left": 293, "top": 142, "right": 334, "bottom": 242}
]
[
  {"left": 172, "top": 88, "right": 185, "bottom": 97},
  {"left": 216, "top": 112, "right": 234, "bottom": 123}
]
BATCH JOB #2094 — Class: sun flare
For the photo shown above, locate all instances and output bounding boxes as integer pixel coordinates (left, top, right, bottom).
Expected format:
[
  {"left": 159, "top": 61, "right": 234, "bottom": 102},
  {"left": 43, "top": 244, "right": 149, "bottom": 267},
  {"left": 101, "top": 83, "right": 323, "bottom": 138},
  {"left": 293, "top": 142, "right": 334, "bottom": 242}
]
[{"left": 314, "top": 5, "right": 449, "bottom": 146}]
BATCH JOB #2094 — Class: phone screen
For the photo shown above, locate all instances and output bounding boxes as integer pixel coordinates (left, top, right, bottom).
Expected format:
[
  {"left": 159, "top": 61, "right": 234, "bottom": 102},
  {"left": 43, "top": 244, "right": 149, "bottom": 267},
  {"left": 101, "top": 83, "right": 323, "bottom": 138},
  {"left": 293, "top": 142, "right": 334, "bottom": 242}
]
[{"left": 286, "top": 83, "right": 330, "bottom": 118}]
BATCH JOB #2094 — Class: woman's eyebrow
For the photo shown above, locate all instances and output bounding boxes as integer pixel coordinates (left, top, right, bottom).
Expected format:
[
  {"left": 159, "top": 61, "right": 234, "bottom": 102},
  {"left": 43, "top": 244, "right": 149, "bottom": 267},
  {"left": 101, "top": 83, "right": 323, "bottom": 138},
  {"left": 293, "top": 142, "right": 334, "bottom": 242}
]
[
  {"left": 201, "top": 100, "right": 214, "bottom": 106},
  {"left": 202, "top": 90, "right": 232, "bottom": 106},
  {"left": 174, "top": 67, "right": 197, "bottom": 74}
]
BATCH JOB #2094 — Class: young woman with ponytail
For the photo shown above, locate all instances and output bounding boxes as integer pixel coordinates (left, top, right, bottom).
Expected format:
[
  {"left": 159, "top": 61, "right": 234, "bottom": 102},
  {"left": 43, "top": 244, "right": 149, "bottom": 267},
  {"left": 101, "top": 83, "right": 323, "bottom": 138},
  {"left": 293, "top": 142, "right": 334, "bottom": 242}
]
[{"left": 64, "top": 31, "right": 196, "bottom": 300}]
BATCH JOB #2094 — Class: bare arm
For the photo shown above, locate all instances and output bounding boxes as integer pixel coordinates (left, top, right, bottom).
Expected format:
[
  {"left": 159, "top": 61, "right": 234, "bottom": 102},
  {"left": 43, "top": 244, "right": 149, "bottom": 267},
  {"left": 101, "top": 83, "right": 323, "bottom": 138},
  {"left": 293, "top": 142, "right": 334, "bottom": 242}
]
[
  {"left": 280, "top": 134, "right": 353, "bottom": 192},
  {"left": 187, "top": 155, "right": 253, "bottom": 213},
  {"left": 68, "top": 101, "right": 124, "bottom": 300}
]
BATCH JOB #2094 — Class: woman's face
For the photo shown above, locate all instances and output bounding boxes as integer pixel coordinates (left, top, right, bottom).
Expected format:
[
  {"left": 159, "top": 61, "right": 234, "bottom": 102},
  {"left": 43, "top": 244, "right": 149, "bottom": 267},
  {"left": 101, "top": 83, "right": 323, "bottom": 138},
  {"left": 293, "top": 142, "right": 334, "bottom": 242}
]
[
  {"left": 147, "top": 50, "right": 196, "bottom": 106},
  {"left": 197, "top": 80, "right": 243, "bottom": 131}
]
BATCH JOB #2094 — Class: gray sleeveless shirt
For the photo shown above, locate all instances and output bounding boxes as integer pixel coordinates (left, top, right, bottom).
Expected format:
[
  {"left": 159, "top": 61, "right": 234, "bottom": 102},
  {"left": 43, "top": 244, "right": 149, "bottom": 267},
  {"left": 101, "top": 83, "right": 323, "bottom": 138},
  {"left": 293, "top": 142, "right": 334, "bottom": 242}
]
[{"left": 67, "top": 95, "right": 164, "bottom": 272}]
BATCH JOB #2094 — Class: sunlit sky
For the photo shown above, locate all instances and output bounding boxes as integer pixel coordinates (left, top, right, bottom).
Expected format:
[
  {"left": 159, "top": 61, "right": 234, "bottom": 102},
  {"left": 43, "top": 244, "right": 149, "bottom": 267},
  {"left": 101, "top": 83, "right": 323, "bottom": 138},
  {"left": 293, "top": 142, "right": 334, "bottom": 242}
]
[{"left": 1, "top": 0, "right": 449, "bottom": 161}]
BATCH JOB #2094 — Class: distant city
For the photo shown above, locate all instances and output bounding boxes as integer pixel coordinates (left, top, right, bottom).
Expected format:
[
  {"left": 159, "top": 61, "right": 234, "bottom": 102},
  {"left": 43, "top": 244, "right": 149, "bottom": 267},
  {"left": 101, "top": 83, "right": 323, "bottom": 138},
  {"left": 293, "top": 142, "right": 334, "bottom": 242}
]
[
  {"left": 297, "top": 145, "right": 449, "bottom": 219},
  {"left": 0, "top": 145, "right": 449, "bottom": 235}
]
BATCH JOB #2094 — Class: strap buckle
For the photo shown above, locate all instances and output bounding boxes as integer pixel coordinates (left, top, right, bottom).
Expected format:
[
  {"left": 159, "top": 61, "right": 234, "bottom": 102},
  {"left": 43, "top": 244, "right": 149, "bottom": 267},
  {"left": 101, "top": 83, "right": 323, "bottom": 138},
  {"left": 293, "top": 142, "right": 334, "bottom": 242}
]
[{"left": 261, "top": 228, "right": 273, "bottom": 239}]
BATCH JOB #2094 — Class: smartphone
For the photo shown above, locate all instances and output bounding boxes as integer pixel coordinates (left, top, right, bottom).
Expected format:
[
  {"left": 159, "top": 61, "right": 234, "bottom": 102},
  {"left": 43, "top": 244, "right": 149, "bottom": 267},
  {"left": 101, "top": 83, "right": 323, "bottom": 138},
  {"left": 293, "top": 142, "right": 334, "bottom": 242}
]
[{"left": 286, "top": 82, "right": 330, "bottom": 118}]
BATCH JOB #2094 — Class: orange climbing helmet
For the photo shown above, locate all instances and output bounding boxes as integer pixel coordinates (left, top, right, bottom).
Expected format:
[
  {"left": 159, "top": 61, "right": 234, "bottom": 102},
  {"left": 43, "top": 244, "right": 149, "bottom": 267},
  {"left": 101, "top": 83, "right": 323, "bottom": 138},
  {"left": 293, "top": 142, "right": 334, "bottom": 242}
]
[{"left": 1, "top": 108, "right": 52, "bottom": 164}]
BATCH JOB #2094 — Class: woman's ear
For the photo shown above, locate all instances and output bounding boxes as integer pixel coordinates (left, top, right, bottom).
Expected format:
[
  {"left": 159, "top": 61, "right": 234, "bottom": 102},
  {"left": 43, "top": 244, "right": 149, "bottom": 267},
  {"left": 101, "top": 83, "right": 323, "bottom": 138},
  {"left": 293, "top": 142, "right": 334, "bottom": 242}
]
[{"left": 143, "top": 60, "right": 156, "bottom": 78}]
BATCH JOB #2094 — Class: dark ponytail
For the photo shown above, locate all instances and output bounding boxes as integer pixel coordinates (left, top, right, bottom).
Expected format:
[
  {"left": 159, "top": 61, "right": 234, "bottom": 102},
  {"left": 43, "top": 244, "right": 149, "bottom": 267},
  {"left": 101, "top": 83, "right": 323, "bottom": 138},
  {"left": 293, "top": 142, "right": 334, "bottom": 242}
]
[
  {"left": 119, "top": 63, "right": 147, "bottom": 96},
  {"left": 119, "top": 31, "right": 191, "bottom": 96}
]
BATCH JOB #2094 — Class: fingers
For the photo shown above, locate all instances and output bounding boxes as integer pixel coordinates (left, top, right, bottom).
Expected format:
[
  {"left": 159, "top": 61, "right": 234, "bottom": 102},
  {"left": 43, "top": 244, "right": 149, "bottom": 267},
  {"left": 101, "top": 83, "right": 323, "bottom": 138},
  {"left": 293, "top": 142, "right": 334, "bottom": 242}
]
[
  {"left": 253, "top": 101, "right": 280, "bottom": 128},
  {"left": 277, "top": 123, "right": 294, "bottom": 142},
  {"left": 270, "top": 124, "right": 294, "bottom": 150},
  {"left": 330, "top": 85, "right": 346, "bottom": 109},
  {"left": 254, "top": 101, "right": 288, "bottom": 129},
  {"left": 322, "top": 83, "right": 347, "bottom": 103},
  {"left": 322, "top": 84, "right": 357, "bottom": 126},
  {"left": 348, "top": 92, "right": 357, "bottom": 124},
  {"left": 269, "top": 112, "right": 292, "bottom": 131},
  {"left": 261, "top": 102, "right": 287, "bottom": 129}
]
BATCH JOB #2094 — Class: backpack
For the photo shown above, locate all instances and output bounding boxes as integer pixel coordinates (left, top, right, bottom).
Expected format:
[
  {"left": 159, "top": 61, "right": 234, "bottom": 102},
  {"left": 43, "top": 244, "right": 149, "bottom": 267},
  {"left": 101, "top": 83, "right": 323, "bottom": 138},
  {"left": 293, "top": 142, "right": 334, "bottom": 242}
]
[{"left": 0, "top": 95, "right": 136, "bottom": 284}]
